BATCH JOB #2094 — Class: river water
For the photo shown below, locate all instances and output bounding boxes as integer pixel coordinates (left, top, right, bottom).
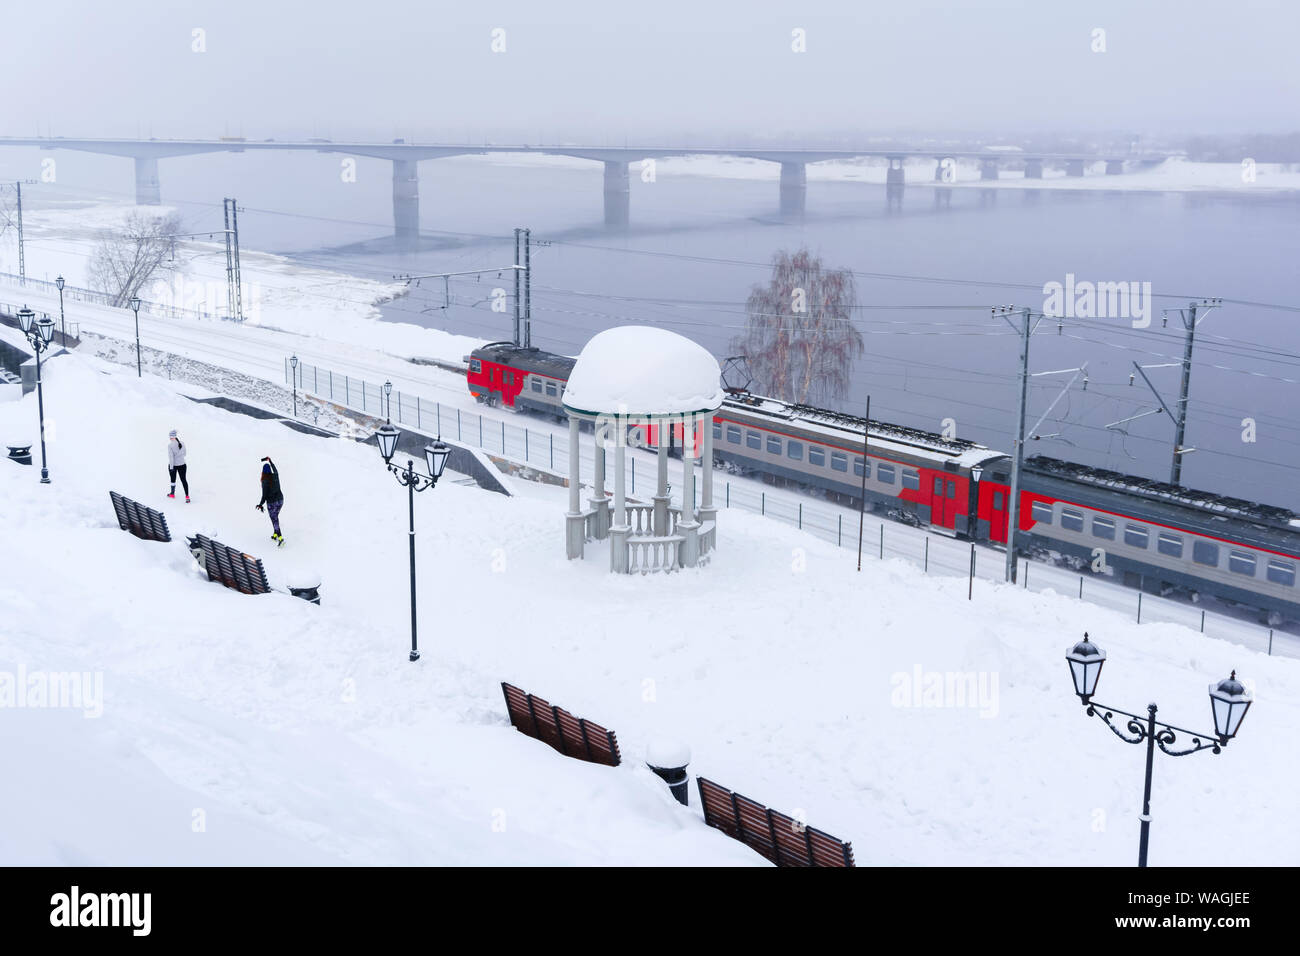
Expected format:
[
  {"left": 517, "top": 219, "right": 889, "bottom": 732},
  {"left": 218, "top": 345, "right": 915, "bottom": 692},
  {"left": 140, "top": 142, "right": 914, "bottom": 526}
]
[{"left": 18, "top": 149, "right": 1300, "bottom": 508}]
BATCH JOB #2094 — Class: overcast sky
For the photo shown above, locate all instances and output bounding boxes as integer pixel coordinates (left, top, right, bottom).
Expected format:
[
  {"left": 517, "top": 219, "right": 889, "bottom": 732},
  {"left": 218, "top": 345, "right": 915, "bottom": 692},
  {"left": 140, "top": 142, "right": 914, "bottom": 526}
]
[{"left": 6, "top": 0, "right": 1296, "bottom": 142}]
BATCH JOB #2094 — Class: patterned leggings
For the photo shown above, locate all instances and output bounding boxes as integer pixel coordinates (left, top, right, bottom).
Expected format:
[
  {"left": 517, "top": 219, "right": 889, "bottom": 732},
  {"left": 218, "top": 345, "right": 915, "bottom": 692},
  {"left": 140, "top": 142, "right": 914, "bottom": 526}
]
[{"left": 267, "top": 498, "right": 283, "bottom": 533}]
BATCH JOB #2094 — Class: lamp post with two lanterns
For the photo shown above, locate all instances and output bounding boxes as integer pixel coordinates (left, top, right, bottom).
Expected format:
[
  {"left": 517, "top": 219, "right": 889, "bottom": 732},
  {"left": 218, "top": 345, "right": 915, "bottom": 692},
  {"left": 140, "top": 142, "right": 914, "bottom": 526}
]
[
  {"left": 374, "top": 418, "right": 450, "bottom": 662},
  {"left": 1066, "top": 634, "right": 1253, "bottom": 867},
  {"left": 15, "top": 306, "right": 56, "bottom": 484}
]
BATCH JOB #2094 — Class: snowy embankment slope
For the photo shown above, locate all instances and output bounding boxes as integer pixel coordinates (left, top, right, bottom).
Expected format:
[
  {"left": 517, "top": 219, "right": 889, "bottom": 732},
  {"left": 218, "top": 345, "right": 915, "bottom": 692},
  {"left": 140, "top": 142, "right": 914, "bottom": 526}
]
[{"left": 2, "top": 346, "right": 1297, "bottom": 865}]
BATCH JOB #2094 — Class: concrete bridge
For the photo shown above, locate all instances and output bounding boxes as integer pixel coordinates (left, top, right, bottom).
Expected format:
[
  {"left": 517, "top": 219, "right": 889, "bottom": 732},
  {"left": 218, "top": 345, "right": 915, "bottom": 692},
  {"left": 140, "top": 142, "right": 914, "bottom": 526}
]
[{"left": 0, "top": 136, "right": 1162, "bottom": 246}]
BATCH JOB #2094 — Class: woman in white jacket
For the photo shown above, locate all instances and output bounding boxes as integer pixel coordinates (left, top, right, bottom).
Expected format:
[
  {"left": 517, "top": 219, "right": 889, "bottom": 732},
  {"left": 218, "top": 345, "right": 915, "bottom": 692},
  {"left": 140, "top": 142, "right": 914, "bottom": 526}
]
[{"left": 167, "top": 429, "right": 190, "bottom": 502}]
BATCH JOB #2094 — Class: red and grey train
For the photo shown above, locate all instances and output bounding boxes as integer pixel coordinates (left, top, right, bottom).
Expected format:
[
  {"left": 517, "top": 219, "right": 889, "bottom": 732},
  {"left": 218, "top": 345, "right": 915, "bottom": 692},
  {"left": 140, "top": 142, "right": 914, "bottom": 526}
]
[{"left": 468, "top": 341, "right": 1300, "bottom": 622}]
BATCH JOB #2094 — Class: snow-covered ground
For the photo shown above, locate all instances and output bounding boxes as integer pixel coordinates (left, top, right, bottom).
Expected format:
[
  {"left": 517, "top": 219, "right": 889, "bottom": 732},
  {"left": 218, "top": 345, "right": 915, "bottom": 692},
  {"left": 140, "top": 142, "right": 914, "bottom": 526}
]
[{"left": 2, "top": 344, "right": 1296, "bottom": 865}]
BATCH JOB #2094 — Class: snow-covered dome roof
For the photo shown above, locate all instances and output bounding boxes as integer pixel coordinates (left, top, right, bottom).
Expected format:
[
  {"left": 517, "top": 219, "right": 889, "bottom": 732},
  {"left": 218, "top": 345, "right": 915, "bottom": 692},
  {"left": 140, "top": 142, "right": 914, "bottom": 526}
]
[{"left": 562, "top": 326, "right": 724, "bottom": 417}]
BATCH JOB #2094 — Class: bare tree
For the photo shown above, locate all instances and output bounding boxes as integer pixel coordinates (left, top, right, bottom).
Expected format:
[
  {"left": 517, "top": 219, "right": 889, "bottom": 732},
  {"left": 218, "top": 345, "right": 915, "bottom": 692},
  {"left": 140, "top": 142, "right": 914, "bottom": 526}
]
[
  {"left": 730, "top": 248, "right": 863, "bottom": 405},
  {"left": 87, "top": 211, "right": 181, "bottom": 307}
]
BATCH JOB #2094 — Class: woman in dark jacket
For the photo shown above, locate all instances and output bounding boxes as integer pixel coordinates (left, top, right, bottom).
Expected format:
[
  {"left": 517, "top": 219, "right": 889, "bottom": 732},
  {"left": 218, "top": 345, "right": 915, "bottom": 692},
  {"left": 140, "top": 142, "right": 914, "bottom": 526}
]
[{"left": 255, "top": 456, "right": 285, "bottom": 545}]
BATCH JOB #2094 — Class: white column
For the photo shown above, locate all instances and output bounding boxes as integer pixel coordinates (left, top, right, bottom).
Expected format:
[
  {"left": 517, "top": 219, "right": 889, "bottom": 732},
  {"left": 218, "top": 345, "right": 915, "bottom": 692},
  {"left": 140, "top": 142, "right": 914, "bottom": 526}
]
[
  {"left": 611, "top": 437, "right": 629, "bottom": 573},
  {"left": 653, "top": 415, "right": 670, "bottom": 536},
  {"left": 590, "top": 427, "right": 609, "bottom": 538},
  {"left": 565, "top": 414, "right": 585, "bottom": 559},
  {"left": 679, "top": 414, "right": 700, "bottom": 567},
  {"left": 699, "top": 411, "right": 717, "bottom": 554}
]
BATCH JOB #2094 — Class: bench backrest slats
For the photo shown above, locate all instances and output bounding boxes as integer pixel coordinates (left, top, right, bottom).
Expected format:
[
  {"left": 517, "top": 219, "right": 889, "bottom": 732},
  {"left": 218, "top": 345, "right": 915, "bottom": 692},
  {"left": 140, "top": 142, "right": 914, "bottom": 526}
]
[
  {"left": 194, "top": 533, "right": 270, "bottom": 595},
  {"left": 697, "top": 776, "right": 855, "bottom": 868},
  {"left": 108, "top": 491, "right": 171, "bottom": 543},
  {"left": 500, "top": 682, "right": 621, "bottom": 767}
]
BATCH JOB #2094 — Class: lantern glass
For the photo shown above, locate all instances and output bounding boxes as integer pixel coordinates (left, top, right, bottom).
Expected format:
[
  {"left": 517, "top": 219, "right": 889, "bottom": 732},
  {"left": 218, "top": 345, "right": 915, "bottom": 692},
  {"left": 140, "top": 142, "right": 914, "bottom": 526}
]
[
  {"left": 1066, "top": 634, "right": 1106, "bottom": 701},
  {"left": 426, "top": 440, "right": 450, "bottom": 480},
  {"left": 55, "top": 275, "right": 65, "bottom": 291},
  {"left": 290, "top": 355, "right": 299, "bottom": 369},
  {"left": 130, "top": 296, "right": 141, "bottom": 312},
  {"left": 37, "top": 316, "right": 55, "bottom": 344},
  {"left": 17, "top": 307, "right": 34, "bottom": 333},
  {"left": 1208, "top": 672, "right": 1252, "bottom": 741},
  {"left": 376, "top": 423, "right": 401, "bottom": 462},
  {"left": 971, "top": 465, "right": 983, "bottom": 482},
  {"left": 384, "top": 380, "right": 392, "bottom": 396}
]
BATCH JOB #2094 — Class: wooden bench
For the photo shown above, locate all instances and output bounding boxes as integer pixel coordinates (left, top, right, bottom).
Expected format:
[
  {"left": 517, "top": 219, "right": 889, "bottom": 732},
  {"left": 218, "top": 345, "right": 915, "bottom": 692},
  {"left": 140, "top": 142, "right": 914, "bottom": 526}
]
[
  {"left": 697, "top": 776, "right": 855, "bottom": 867},
  {"left": 190, "top": 533, "right": 270, "bottom": 595},
  {"left": 108, "top": 491, "right": 172, "bottom": 543},
  {"left": 501, "top": 682, "right": 621, "bottom": 766}
]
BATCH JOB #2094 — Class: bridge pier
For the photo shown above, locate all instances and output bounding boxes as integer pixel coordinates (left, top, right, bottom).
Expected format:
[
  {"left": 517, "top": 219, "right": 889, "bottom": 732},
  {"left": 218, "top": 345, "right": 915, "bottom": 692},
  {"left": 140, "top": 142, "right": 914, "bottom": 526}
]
[
  {"left": 603, "top": 161, "right": 629, "bottom": 228},
  {"left": 1024, "top": 158, "right": 1043, "bottom": 179},
  {"left": 779, "top": 161, "right": 806, "bottom": 217},
  {"left": 980, "top": 159, "right": 1000, "bottom": 181},
  {"left": 934, "top": 157, "right": 954, "bottom": 183},
  {"left": 134, "top": 156, "right": 161, "bottom": 205},
  {"left": 886, "top": 156, "right": 906, "bottom": 187},
  {"left": 392, "top": 159, "right": 420, "bottom": 249},
  {"left": 1066, "top": 159, "right": 1085, "bottom": 176},
  {"left": 1105, "top": 159, "right": 1125, "bottom": 175}
]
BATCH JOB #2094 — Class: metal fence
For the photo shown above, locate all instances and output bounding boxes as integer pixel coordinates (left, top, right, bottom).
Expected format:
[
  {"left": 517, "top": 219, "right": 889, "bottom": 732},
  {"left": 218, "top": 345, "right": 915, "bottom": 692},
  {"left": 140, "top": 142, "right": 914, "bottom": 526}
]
[
  {"left": 288, "top": 356, "right": 1295, "bottom": 660},
  {"left": 0, "top": 270, "right": 216, "bottom": 322}
]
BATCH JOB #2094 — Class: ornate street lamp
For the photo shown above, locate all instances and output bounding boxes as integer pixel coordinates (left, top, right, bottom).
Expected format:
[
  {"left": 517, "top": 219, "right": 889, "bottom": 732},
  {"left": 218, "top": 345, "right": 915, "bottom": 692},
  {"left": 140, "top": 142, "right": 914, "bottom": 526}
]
[
  {"left": 55, "top": 274, "right": 66, "bottom": 342},
  {"left": 376, "top": 422, "right": 451, "bottom": 661},
  {"left": 290, "top": 355, "right": 299, "bottom": 418},
  {"left": 383, "top": 380, "right": 393, "bottom": 421},
  {"left": 15, "top": 306, "right": 55, "bottom": 483},
  {"left": 129, "top": 295, "right": 142, "bottom": 377},
  {"left": 1066, "top": 634, "right": 1251, "bottom": 867}
]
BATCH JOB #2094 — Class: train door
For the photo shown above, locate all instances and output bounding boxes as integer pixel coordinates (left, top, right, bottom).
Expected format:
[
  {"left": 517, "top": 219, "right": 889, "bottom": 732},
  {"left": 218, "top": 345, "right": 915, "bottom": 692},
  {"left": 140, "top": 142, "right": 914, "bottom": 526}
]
[
  {"left": 987, "top": 486, "right": 1010, "bottom": 543},
  {"left": 931, "top": 475, "right": 959, "bottom": 530}
]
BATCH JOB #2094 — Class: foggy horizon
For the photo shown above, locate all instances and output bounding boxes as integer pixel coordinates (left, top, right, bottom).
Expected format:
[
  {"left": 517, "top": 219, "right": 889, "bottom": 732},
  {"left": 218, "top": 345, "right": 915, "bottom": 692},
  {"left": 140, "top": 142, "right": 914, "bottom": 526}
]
[{"left": 7, "top": 0, "right": 1298, "bottom": 143}]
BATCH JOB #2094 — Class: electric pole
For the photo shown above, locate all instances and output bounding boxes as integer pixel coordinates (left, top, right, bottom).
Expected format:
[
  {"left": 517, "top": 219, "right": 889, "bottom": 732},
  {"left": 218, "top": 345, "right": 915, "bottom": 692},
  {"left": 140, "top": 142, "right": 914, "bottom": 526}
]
[
  {"left": 222, "top": 198, "right": 244, "bottom": 322},
  {"left": 1004, "top": 307, "right": 1032, "bottom": 584},
  {"left": 513, "top": 227, "right": 522, "bottom": 347},
  {"left": 1168, "top": 299, "right": 1219, "bottom": 486},
  {"left": 523, "top": 227, "right": 532, "bottom": 348},
  {"left": 16, "top": 181, "right": 25, "bottom": 286}
]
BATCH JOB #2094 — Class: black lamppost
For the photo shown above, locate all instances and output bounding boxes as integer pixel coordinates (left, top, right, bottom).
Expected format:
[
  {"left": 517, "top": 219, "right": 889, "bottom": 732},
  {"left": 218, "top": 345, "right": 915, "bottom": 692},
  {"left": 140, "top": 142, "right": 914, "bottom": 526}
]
[
  {"left": 290, "top": 355, "right": 299, "bottom": 417},
  {"left": 129, "top": 294, "right": 142, "bottom": 377},
  {"left": 55, "top": 275, "right": 66, "bottom": 342},
  {"left": 1067, "top": 634, "right": 1252, "bottom": 867},
  {"left": 375, "top": 421, "right": 450, "bottom": 661},
  {"left": 384, "top": 380, "right": 392, "bottom": 420},
  {"left": 16, "top": 306, "right": 55, "bottom": 484}
]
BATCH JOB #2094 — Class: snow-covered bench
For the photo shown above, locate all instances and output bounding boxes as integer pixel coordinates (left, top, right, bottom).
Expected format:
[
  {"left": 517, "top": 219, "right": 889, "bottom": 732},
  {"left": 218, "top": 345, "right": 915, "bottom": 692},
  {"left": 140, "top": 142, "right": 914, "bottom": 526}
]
[
  {"left": 501, "top": 682, "right": 621, "bottom": 767},
  {"left": 697, "top": 776, "right": 856, "bottom": 867},
  {"left": 108, "top": 491, "right": 172, "bottom": 543}
]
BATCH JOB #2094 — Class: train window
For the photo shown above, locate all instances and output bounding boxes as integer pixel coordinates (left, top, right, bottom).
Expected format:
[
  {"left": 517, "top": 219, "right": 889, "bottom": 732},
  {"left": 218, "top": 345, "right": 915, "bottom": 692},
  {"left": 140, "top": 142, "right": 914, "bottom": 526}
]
[
  {"left": 1267, "top": 560, "right": 1296, "bottom": 587},
  {"left": 854, "top": 457, "right": 868, "bottom": 477},
  {"left": 1193, "top": 540, "right": 1220, "bottom": 566},
  {"left": 1229, "top": 551, "right": 1257, "bottom": 577},
  {"left": 713, "top": 421, "right": 722, "bottom": 439},
  {"left": 831, "top": 451, "right": 848, "bottom": 472},
  {"left": 993, "top": 491, "right": 1004, "bottom": 510},
  {"left": 545, "top": 381, "right": 558, "bottom": 397},
  {"left": 877, "top": 463, "right": 895, "bottom": 484},
  {"left": 1031, "top": 501, "right": 1053, "bottom": 524},
  {"left": 788, "top": 441, "right": 803, "bottom": 460},
  {"left": 727, "top": 426, "right": 741, "bottom": 444},
  {"left": 947, "top": 480, "right": 957, "bottom": 499},
  {"left": 470, "top": 358, "right": 482, "bottom": 373},
  {"left": 1061, "top": 509, "right": 1085, "bottom": 532},
  {"left": 902, "top": 470, "right": 919, "bottom": 490},
  {"left": 504, "top": 371, "right": 513, "bottom": 386},
  {"left": 1091, "top": 517, "right": 1115, "bottom": 539},
  {"left": 1157, "top": 533, "right": 1183, "bottom": 558},
  {"left": 767, "top": 435, "right": 782, "bottom": 455},
  {"left": 933, "top": 477, "right": 944, "bottom": 495},
  {"left": 746, "top": 431, "right": 762, "bottom": 450},
  {"left": 808, "top": 447, "right": 826, "bottom": 466},
  {"left": 531, "top": 378, "right": 543, "bottom": 393},
  {"left": 1124, "top": 525, "right": 1149, "bottom": 548}
]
